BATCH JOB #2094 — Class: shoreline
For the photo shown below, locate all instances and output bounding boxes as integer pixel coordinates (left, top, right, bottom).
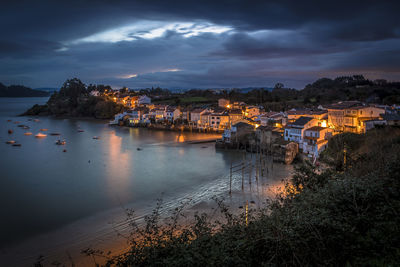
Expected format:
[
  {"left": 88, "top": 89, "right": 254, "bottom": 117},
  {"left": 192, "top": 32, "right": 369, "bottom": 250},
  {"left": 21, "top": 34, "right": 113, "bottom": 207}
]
[
  {"left": 0, "top": 155, "right": 293, "bottom": 266},
  {"left": 0, "top": 181, "right": 290, "bottom": 266}
]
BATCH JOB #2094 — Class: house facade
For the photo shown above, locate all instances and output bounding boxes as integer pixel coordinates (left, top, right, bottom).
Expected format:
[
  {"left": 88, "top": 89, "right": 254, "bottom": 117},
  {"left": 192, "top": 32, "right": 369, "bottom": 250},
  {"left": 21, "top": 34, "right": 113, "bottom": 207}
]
[
  {"left": 302, "top": 126, "right": 331, "bottom": 157},
  {"left": 327, "top": 102, "right": 385, "bottom": 133},
  {"left": 284, "top": 116, "right": 318, "bottom": 146},
  {"left": 210, "top": 113, "right": 230, "bottom": 131}
]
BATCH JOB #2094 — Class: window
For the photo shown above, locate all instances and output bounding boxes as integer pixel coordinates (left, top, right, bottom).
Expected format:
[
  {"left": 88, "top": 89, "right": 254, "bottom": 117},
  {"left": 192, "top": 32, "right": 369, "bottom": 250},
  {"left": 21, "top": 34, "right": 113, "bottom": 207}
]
[
  {"left": 360, "top": 111, "right": 363, "bottom": 115},
  {"left": 212, "top": 117, "right": 215, "bottom": 119},
  {"left": 352, "top": 111, "right": 356, "bottom": 114}
]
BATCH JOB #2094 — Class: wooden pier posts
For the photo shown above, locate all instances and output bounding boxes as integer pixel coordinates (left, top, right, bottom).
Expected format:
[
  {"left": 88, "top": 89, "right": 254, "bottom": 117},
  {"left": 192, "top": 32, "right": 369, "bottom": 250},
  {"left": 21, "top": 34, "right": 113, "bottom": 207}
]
[{"left": 229, "top": 161, "right": 232, "bottom": 195}]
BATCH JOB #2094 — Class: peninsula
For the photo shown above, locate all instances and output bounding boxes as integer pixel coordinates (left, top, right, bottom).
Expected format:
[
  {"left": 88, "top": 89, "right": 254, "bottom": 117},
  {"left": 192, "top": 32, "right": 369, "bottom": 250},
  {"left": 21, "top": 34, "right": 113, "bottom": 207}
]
[{"left": 0, "top": 82, "right": 49, "bottom": 97}]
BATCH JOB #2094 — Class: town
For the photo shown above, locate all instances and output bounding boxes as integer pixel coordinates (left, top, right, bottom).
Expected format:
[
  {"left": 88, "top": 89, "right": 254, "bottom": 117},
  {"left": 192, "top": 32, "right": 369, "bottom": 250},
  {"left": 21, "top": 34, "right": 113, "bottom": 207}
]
[{"left": 98, "top": 88, "right": 400, "bottom": 162}]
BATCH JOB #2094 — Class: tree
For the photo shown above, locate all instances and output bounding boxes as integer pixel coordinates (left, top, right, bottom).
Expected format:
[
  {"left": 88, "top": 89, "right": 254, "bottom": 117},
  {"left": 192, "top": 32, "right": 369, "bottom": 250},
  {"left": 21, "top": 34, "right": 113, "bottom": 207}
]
[
  {"left": 274, "top": 82, "right": 284, "bottom": 89},
  {"left": 59, "top": 78, "right": 87, "bottom": 107}
]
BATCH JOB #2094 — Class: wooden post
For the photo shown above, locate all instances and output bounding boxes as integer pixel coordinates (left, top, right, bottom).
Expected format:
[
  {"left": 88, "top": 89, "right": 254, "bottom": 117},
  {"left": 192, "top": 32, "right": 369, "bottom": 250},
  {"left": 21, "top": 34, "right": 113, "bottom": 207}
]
[
  {"left": 245, "top": 200, "right": 249, "bottom": 226},
  {"left": 229, "top": 162, "right": 232, "bottom": 195},
  {"left": 255, "top": 159, "right": 258, "bottom": 182},
  {"left": 249, "top": 163, "right": 252, "bottom": 185},
  {"left": 241, "top": 162, "right": 244, "bottom": 191}
]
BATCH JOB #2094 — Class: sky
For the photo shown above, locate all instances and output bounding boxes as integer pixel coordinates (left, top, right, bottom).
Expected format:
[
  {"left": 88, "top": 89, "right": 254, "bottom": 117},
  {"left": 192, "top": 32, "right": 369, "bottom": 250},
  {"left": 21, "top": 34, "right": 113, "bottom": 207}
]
[{"left": 0, "top": 0, "right": 400, "bottom": 89}]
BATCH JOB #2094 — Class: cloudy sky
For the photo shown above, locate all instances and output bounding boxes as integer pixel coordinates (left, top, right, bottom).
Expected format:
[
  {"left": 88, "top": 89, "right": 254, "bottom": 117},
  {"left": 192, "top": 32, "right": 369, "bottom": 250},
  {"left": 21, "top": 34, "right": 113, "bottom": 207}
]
[{"left": 1, "top": 0, "right": 400, "bottom": 89}]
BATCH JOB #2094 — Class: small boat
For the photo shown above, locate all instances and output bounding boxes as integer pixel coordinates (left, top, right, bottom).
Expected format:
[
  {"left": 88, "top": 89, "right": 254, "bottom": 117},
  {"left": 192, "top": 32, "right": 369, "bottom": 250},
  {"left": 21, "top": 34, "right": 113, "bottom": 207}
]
[
  {"left": 13, "top": 121, "right": 21, "bottom": 124},
  {"left": 8, "top": 129, "right": 13, "bottom": 134},
  {"left": 93, "top": 136, "right": 100, "bottom": 140},
  {"left": 63, "top": 149, "right": 67, "bottom": 152},
  {"left": 78, "top": 129, "right": 84, "bottom": 132},
  {"left": 33, "top": 119, "right": 40, "bottom": 122},
  {"left": 55, "top": 139, "right": 66, "bottom": 145},
  {"left": 17, "top": 124, "right": 25, "bottom": 128},
  {"left": 137, "top": 148, "right": 142, "bottom": 151},
  {"left": 24, "top": 132, "right": 33, "bottom": 136},
  {"left": 50, "top": 133, "right": 61, "bottom": 136},
  {"left": 12, "top": 143, "right": 21, "bottom": 147},
  {"left": 6, "top": 140, "right": 15, "bottom": 144},
  {"left": 7, "top": 119, "right": 12, "bottom": 122},
  {"left": 39, "top": 128, "right": 48, "bottom": 131},
  {"left": 35, "top": 132, "right": 47, "bottom": 138},
  {"left": 23, "top": 126, "right": 30, "bottom": 129},
  {"left": 28, "top": 118, "right": 32, "bottom": 121}
]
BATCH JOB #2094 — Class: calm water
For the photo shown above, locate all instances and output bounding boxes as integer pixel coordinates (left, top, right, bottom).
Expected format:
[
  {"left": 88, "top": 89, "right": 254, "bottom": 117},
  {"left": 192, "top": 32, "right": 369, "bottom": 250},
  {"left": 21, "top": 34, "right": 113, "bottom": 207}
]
[{"left": 0, "top": 98, "right": 292, "bottom": 265}]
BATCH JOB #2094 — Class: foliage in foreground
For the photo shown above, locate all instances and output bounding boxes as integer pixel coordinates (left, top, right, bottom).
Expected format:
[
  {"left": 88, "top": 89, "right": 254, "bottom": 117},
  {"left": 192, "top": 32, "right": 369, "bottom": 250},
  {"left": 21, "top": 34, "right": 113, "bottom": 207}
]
[{"left": 75, "top": 128, "right": 400, "bottom": 266}]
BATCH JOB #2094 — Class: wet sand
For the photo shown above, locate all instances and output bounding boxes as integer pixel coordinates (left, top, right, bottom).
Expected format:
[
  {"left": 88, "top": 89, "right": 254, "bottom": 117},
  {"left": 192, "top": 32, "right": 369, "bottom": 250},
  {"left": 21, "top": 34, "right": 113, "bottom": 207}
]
[{"left": 0, "top": 162, "right": 292, "bottom": 266}]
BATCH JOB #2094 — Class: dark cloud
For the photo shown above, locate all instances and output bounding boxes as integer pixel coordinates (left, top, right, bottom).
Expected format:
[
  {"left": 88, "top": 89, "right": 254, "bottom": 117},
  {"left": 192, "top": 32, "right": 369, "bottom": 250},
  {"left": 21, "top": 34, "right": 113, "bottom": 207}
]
[{"left": 0, "top": 0, "right": 399, "bottom": 88}]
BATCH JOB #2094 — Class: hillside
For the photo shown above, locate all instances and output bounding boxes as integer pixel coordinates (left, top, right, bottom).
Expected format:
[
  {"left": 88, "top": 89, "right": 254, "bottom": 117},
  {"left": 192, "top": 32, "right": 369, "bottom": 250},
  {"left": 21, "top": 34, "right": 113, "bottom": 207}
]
[
  {"left": 23, "top": 78, "right": 124, "bottom": 119},
  {"left": 0, "top": 83, "right": 49, "bottom": 97}
]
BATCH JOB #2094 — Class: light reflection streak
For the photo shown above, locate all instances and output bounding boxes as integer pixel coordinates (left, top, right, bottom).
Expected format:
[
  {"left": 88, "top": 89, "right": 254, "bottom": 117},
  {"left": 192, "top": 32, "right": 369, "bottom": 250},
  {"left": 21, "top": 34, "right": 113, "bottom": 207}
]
[{"left": 105, "top": 131, "right": 132, "bottom": 202}]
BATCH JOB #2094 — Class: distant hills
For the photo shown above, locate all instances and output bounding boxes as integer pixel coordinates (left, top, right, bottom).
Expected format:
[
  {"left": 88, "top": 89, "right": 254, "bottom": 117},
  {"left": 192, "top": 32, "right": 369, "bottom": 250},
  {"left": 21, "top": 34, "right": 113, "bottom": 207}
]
[
  {"left": 34, "top": 87, "right": 59, "bottom": 93},
  {"left": 0, "top": 83, "right": 50, "bottom": 97}
]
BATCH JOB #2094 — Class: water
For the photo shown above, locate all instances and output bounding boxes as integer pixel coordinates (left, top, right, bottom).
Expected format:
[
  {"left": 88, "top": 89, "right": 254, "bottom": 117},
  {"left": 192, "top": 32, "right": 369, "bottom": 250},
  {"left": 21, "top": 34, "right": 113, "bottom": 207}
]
[{"left": 0, "top": 98, "right": 292, "bottom": 265}]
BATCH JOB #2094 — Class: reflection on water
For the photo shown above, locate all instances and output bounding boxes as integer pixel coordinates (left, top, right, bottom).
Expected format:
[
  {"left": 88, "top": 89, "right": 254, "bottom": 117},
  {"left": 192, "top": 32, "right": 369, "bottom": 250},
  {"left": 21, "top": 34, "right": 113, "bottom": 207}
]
[
  {"left": 0, "top": 98, "right": 293, "bottom": 265},
  {"left": 105, "top": 131, "right": 132, "bottom": 202}
]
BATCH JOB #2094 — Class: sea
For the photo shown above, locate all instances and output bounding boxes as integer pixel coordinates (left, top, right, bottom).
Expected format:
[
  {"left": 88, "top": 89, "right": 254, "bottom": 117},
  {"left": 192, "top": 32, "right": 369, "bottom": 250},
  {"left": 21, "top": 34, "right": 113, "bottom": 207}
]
[{"left": 0, "top": 97, "right": 292, "bottom": 266}]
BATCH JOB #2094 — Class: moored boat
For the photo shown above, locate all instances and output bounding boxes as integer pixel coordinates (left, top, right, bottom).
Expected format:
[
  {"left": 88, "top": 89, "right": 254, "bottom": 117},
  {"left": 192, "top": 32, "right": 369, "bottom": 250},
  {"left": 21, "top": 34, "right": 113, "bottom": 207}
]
[
  {"left": 39, "top": 128, "right": 48, "bottom": 131},
  {"left": 93, "top": 136, "right": 100, "bottom": 139},
  {"left": 35, "top": 132, "right": 47, "bottom": 138},
  {"left": 78, "top": 129, "right": 84, "bottom": 132},
  {"left": 6, "top": 140, "right": 16, "bottom": 144},
  {"left": 24, "top": 132, "right": 33, "bottom": 136},
  {"left": 12, "top": 143, "right": 22, "bottom": 147},
  {"left": 55, "top": 139, "right": 66, "bottom": 145},
  {"left": 50, "top": 133, "right": 61, "bottom": 136},
  {"left": 8, "top": 129, "right": 13, "bottom": 134}
]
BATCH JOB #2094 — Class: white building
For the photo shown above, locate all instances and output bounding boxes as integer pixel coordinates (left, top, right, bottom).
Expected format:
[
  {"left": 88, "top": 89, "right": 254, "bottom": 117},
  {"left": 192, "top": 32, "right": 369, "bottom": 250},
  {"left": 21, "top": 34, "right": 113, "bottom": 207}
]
[
  {"left": 302, "top": 126, "right": 331, "bottom": 157},
  {"left": 190, "top": 108, "right": 208, "bottom": 125},
  {"left": 138, "top": 95, "right": 151, "bottom": 105},
  {"left": 90, "top": 90, "right": 100, "bottom": 97},
  {"left": 284, "top": 116, "right": 318, "bottom": 146}
]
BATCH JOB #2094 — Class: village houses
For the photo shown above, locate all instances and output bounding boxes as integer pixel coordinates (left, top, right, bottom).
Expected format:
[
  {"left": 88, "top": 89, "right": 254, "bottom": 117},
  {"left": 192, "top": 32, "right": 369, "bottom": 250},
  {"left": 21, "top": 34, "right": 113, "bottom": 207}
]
[{"left": 284, "top": 116, "right": 319, "bottom": 145}]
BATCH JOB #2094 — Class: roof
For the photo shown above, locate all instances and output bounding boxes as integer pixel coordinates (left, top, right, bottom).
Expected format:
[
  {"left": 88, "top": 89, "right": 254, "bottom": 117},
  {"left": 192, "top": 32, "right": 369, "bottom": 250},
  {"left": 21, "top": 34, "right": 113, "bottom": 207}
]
[
  {"left": 306, "top": 126, "right": 327, "bottom": 132},
  {"left": 260, "top": 112, "right": 279, "bottom": 118},
  {"left": 191, "top": 108, "right": 206, "bottom": 113},
  {"left": 232, "top": 122, "right": 254, "bottom": 129},
  {"left": 229, "top": 109, "right": 243, "bottom": 115},
  {"left": 292, "top": 116, "right": 314, "bottom": 126},
  {"left": 324, "top": 101, "right": 363, "bottom": 110},
  {"left": 256, "top": 126, "right": 275, "bottom": 131},
  {"left": 287, "top": 109, "right": 327, "bottom": 115},
  {"left": 210, "top": 112, "right": 229, "bottom": 116}
]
